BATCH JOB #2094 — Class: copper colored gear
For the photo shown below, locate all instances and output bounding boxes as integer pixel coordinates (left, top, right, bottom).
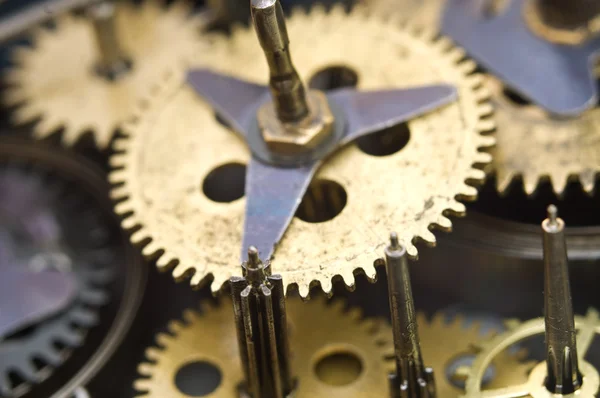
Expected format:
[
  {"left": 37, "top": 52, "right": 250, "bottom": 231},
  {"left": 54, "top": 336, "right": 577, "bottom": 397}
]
[
  {"left": 134, "top": 298, "right": 395, "bottom": 397},
  {"left": 365, "top": 0, "right": 600, "bottom": 196},
  {"left": 3, "top": 0, "right": 208, "bottom": 149},
  {"left": 110, "top": 5, "right": 494, "bottom": 297}
]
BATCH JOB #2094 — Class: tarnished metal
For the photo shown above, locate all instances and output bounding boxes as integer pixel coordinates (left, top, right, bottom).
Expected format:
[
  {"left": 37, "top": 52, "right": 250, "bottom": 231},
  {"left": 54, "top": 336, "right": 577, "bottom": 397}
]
[
  {"left": 527, "top": 0, "right": 600, "bottom": 44},
  {"left": 385, "top": 233, "right": 436, "bottom": 398},
  {"left": 111, "top": 6, "right": 494, "bottom": 297},
  {"left": 442, "top": 0, "right": 600, "bottom": 116},
  {"left": 230, "top": 247, "right": 294, "bottom": 398},
  {"left": 542, "top": 206, "right": 582, "bottom": 394}
]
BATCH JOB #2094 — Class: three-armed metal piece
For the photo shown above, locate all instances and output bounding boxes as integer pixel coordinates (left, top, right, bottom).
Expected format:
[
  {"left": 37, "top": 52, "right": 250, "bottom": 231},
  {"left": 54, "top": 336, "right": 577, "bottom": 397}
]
[
  {"left": 385, "top": 232, "right": 436, "bottom": 398},
  {"left": 230, "top": 247, "right": 294, "bottom": 398},
  {"left": 89, "top": 0, "right": 131, "bottom": 80},
  {"left": 542, "top": 205, "right": 582, "bottom": 394},
  {"left": 187, "top": 0, "right": 456, "bottom": 262},
  {"left": 443, "top": 0, "right": 600, "bottom": 116}
]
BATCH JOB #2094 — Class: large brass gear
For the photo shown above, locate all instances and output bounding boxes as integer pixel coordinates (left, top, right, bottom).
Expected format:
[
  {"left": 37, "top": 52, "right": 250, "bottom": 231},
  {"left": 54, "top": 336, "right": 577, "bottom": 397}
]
[
  {"left": 367, "top": 0, "right": 600, "bottom": 196},
  {"left": 417, "top": 313, "right": 532, "bottom": 397},
  {"left": 463, "top": 309, "right": 600, "bottom": 397},
  {"left": 133, "top": 298, "right": 395, "bottom": 397},
  {"left": 3, "top": 0, "right": 208, "bottom": 149},
  {"left": 110, "top": 6, "right": 494, "bottom": 297}
]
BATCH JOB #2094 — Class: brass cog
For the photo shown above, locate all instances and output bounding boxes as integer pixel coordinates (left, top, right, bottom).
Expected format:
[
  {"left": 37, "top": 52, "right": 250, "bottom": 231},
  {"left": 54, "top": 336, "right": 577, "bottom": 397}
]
[
  {"left": 418, "top": 313, "right": 532, "bottom": 397},
  {"left": 3, "top": 0, "right": 208, "bottom": 149},
  {"left": 110, "top": 5, "right": 494, "bottom": 297},
  {"left": 463, "top": 309, "right": 600, "bottom": 397},
  {"left": 134, "top": 298, "right": 395, "bottom": 397},
  {"left": 367, "top": 0, "right": 600, "bottom": 196}
]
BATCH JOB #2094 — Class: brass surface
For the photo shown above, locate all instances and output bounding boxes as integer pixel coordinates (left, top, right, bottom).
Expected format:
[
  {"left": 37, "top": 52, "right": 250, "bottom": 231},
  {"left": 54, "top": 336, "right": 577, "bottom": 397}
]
[
  {"left": 110, "top": 6, "right": 494, "bottom": 297},
  {"left": 365, "top": 0, "right": 600, "bottom": 196},
  {"left": 418, "top": 313, "right": 532, "bottom": 397},
  {"left": 258, "top": 90, "right": 335, "bottom": 155},
  {"left": 462, "top": 310, "right": 600, "bottom": 397},
  {"left": 3, "top": 0, "right": 207, "bottom": 149},
  {"left": 134, "top": 298, "right": 395, "bottom": 397}
]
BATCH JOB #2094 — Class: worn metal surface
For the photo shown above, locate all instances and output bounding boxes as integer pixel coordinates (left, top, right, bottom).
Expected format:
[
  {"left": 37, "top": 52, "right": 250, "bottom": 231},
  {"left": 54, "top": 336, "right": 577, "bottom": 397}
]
[
  {"left": 3, "top": 0, "right": 208, "bottom": 149},
  {"left": 112, "top": 6, "right": 494, "bottom": 297},
  {"left": 135, "top": 298, "right": 395, "bottom": 397},
  {"left": 442, "top": 0, "right": 600, "bottom": 116}
]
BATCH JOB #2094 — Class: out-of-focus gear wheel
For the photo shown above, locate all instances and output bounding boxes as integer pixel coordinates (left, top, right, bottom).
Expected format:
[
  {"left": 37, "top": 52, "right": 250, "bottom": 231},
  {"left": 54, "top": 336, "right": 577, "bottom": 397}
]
[
  {"left": 110, "top": 5, "right": 494, "bottom": 297},
  {"left": 134, "top": 298, "right": 395, "bottom": 397},
  {"left": 0, "top": 139, "right": 145, "bottom": 398},
  {"left": 3, "top": 0, "right": 209, "bottom": 149}
]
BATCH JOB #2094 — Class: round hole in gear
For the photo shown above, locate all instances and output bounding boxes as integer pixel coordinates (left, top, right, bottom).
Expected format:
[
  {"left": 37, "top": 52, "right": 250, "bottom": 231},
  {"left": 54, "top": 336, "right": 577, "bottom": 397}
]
[
  {"left": 356, "top": 123, "right": 410, "bottom": 157},
  {"left": 202, "top": 163, "right": 246, "bottom": 203},
  {"left": 295, "top": 179, "right": 347, "bottom": 223},
  {"left": 308, "top": 65, "right": 359, "bottom": 91},
  {"left": 314, "top": 351, "right": 363, "bottom": 386},
  {"left": 174, "top": 360, "right": 222, "bottom": 396}
]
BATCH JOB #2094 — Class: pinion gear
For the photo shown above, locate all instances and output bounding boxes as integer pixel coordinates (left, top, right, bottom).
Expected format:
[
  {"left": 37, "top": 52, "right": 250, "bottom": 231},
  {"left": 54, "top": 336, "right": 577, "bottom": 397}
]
[
  {"left": 3, "top": 0, "right": 208, "bottom": 149},
  {"left": 110, "top": 6, "right": 494, "bottom": 297}
]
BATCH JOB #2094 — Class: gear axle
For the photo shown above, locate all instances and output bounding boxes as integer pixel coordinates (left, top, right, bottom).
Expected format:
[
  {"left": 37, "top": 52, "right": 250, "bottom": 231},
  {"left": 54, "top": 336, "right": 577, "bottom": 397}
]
[{"left": 230, "top": 247, "right": 295, "bottom": 398}]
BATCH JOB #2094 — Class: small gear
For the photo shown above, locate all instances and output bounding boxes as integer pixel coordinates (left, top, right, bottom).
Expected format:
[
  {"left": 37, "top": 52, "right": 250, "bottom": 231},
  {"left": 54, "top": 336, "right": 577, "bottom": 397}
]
[
  {"left": 417, "top": 313, "right": 532, "bottom": 397},
  {"left": 3, "top": 0, "right": 208, "bottom": 149},
  {"left": 366, "top": 0, "right": 600, "bottom": 196},
  {"left": 134, "top": 298, "right": 395, "bottom": 397},
  {"left": 110, "top": 5, "right": 494, "bottom": 297},
  {"left": 463, "top": 309, "right": 600, "bottom": 397}
]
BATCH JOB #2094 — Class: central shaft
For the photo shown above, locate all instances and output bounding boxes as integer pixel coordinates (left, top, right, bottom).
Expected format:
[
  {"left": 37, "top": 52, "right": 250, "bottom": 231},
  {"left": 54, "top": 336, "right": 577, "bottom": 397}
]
[
  {"left": 542, "top": 205, "right": 582, "bottom": 394},
  {"left": 250, "top": 0, "right": 309, "bottom": 122}
]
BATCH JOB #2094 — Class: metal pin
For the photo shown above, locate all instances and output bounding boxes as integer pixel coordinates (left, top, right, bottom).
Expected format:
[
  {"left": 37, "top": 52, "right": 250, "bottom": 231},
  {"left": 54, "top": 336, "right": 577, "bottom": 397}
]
[
  {"left": 89, "top": 1, "right": 131, "bottom": 80},
  {"left": 250, "top": 0, "right": 309, "bottom": 122},
  {"left": 542, "top": 205, "right": 582, "bottom": 394},
  {"left": 385, "top": 232, "right": 436, "bottom": 398},
  {"left": 230, "top": 247, "right": 294, "bottom": 398}
]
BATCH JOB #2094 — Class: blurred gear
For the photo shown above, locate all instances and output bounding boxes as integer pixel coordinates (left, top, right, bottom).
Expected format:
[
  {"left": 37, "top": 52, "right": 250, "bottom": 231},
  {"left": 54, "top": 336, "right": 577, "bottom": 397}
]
[
  {"left": 134, "top": 298, "right": 394, "bottom": 397},
  {"left": 3, "top": 0, "right": 208, "bottom": 149},
  {"left": 463, "top": 310, "right": 600, "bottom": 397},
  {"left": 110, "top": 5, "right": 494, "bottom": 297},
  {"left": 367, "top": 0, "right": 600, "bottom": 196},
  {"left": 0, "top": 139, "right": 145, "bottom": 398}
]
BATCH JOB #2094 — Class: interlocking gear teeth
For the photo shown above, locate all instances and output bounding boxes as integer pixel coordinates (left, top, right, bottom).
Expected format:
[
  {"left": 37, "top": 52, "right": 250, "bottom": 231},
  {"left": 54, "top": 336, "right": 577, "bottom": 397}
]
[
  {"left": 134, "top": 298, "right": 395, "bottom": 397},
  {"left": 2, "top": 0, "right": 208, "bottom": 150},
  {"left": 110, "top": 5, "right": 494, "bottom": 298}
]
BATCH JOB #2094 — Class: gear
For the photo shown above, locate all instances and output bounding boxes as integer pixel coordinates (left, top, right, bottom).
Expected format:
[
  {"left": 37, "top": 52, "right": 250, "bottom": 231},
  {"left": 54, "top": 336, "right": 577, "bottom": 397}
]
[
  {"left": 134, "top": 298, "right": 395, "bottom": 397},
  {"left": 110, "top": 5, "right": 494, "bottom": 297},
  {"left": 0, "top": 136, "right": 146, "bottom": 398},
  {"left": 463, "top": 309, "right": 600, "bottom": 397},
  {"left": 365, "top": 0, "right": 600, "bottom": 196},
  {"left": 3, "top": 0, "right": 208, "bottom": 149},
  {"left": 417, "top": 313, "right": 532, "bottom": 397}
]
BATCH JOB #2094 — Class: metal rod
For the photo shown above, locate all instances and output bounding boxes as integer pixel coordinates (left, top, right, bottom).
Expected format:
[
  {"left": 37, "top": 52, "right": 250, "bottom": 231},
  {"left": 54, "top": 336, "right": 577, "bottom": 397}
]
[
  {"left": 230, "top": 247, "right": 294, "bottom": 398},
  {"left": 542, "top": 205, "right": 582, "bottom": 394},
  {"left": 89, "top": 1, "right": 131, "bottom": 80},
  {"left": 385, "top": 232, "right": 436, "bottom": 398},
  {"left": 250, "top": 0, "right": 309, "bottom": 123}
]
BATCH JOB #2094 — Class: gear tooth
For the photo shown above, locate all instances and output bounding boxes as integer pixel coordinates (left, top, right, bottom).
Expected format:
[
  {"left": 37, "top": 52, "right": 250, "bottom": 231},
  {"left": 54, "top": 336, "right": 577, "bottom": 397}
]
[
  {"left": 320, "top": 278, "right": 333, "bottom": 295},
  {"left": 435, "top": 36, "right": 455, "bottom": 52},
  {"left": 467, "top": 73, "right": 485, "bottom": 89},
  {"left": 110, "top": 141, "right": 129, "bottom": 158},
  {"left": 329, "top": 2, "right": 347, "bottom": 17},
  {"left": 347, "top": 307, "right": 363, "bottom": 321},
  {"left": 416, "top": 312, "right": 428, "bottom": 328},
  {"left": 145, "top": 347, "right": 162, "bottom": 362},
  {"left": 172, "top": 263, "right": 194, "bottom": 281},
  {"left": 40, "top": 348, "right": 63, "bottom": 366},
  {"left": 477, "top": 103, "right": 494, "bottom": 118},
  {"left": 167, "top": 319, "right": 185, "bottom": 334},
  {"left": 155, "top": 332, "right": 173, "bottom": 347},
  {"left": 448, "top": 46, "right": 467, "bottom": 63},
  {"left": 69, "top": 308, "right": 98, "bottom": 326},
  {"left": 433, "top": 215, "right": 453, "bottom": 232},
  {"left": 468, "top": 168, "right": 486, "bottom": 182},
  {"left": 523, "top": 175, "right": 539, "bottom": 196},
  {"left": 579, "top": 170, "right": 596, "bottom": 194},
  {"left": 169, "top": 0, "right": 194, "bottom": 16},
  {"left": 141, "top": 241, "right": 161, "bottom": 257},
  {"left": 109, "top": 170, "right": 128, "bottom": 186},
  {"left": 362, "top": 262, "right": 377, "bottom": 282},
  {"left": 298, "top": 283, "right": 310, "bottom": 298},
  {"left": 474, "top": 151, "right": 493, "bottom": 165},
  {"left": 496, "top": 171, "right": 515, "bottom": 195},
  {"left": 121, "top": 216, "right": 138, "bottom": 230},
  {"left": 551, "top": 176, "right": 569, "bottom": 197},
  {"left": 80, "top": 288, "right": 109, "bottom": 305},
  {"left": 133, "top": 378, "right": 150, "bottom": 393},
  {"left": 477, "top": 134, "right": 496, "bottom": 148},
  {"left": 2, "top": 87, "right": 27, "bottom": 105},
  {"left": 431, "top": 312, "right": 446, "bottom": 327},
  {"left": 58, "top": 328, "right": 83, "bottom": 346},
  {"left": 110, "top": 184, "right": 128, "bottom": 200},
  {"left": 9, "top": 46, "right": 33, "bottom": 65},
  {"left": 330, "top": 299, "right": 346, "bottom": 313},
  {"left": 137, "top": 363, "right": 156, "bottom": 377},
  {"left": 361, "top": 318, "right": 379, "bottom": 333},
  {"left": 155, "top": 253, "right": 174, "bottom": 270},
  {"left": 130, "top": 229, "right": 148, "bottom": 245},
  {"left": 459, "top": 59, "right": 477, "bottom": 74},
  {"left": 182, "top": 308, "right": 199, "bottom": 323},
  {"left": 474, "top": 85, "right": 492, "bottom": 102},
  {"left": 405, "top": 242, "right": 418, "bottom": 259},
  {"left": 340, "top": 269, "right": 355, "bottom": 289},
  {"left": 208, "top": 272, "right": 228, "bottom": 293},
  {"left": 418, "top": 228, "right": 436, "bottom": 246},
  {"left": 13, "top": 104, "right": 41, "bottom": 124}
]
